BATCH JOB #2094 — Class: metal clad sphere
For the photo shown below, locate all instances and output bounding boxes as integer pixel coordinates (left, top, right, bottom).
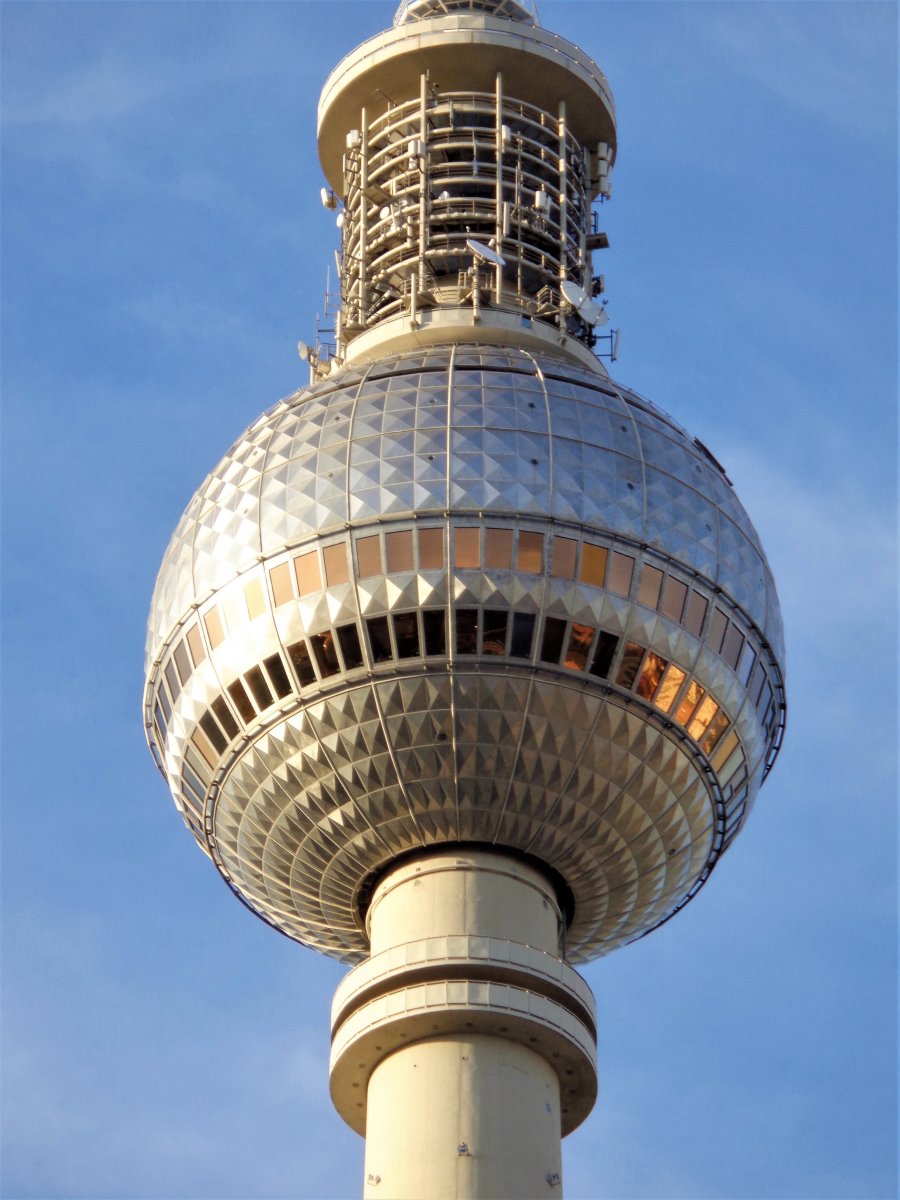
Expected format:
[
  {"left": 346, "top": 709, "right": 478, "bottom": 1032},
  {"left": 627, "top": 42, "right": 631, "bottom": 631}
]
[{"left": 145, "top": 346, "right": 785, "bottom": 963}]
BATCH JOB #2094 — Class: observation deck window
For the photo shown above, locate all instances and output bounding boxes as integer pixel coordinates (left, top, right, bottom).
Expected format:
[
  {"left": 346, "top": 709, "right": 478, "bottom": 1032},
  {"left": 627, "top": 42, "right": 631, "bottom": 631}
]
[
  {"left": 366, "top": 616, "right": 393, "bottom": 663},
  {"left": 660, "top": 577, "right": 688, "bottom": 624},
  {"left": 419, "top": 527, "right": 445, "bottom": 569},
  {"left": 510, "top": 612, "right": 536, "bottom": 658},
  {"left": 423, "top": 609, "right": 448, "bottom": 656},
  {"left": 323, "top": 544, "right": 350, "bottom": 587},
  {"left": 482, "top": 610, "right": 508, "bottom": 655},
  {"left": 393, "top": 612, "right": 421, "bottom": 658},
  {"left": 386, "top": 531, "right": 415, "bottom": 574},
  {"left": 485, "top": 528, "right": 514, "bottom": 570},
  {"left": 337, "top": 624, "right": 365, "bottom": 671},
  {"left": 204, "top": 606, "right": 225, "bottom": 649},
  {"left": 580, "top": 544, "right": 608, "bottom": 588},
  {"left": 455, "top": 609, "right": 479, "bottom": 654},
  {"left": 287, "top": 640, "right": 317, "bottom": 687},
  {"left": 227, "top": 679, "right": 256, "bottom": 723},
  {"left": 356, "top": 535, "right": 383, "bottom": 579},
  {"left": 310, "top": 631, "right": 341, "bottom": 677},
  {"left": 269, "top": 562, "right": 294, "bottom": 607},
  {"left": 517, "top": 531, "right": 543, "bottom": 574},
  {"left": 608, "top": 552, "right": 635, "bottom": 597},
  {"left": 295, "top": 551, "right": 322, "bottom": 596},
  {"left": 551, "top": 536, "right": 577, "bottom": 580},
  {"left": 539, "top": 617, "right": 567, "bottom": 664}
]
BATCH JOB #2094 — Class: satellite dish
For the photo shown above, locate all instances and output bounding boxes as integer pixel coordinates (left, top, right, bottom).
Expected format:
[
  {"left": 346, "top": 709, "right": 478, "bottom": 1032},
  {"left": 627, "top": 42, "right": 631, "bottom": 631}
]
[
  {"left": 561, "top": 279, "right": 608, "bottom": 327},
  {"left": 466, "top": 238, "right": 506, "bottom": 269},
  {"left": 560, "top": 280, "right": 583, "bottom": 309}
]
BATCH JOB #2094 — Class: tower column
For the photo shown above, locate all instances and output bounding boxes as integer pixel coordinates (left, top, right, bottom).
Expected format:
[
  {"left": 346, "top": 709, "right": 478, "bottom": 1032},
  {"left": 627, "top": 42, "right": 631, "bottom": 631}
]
[{"left": 329, "top": 849, "right": 598, "bottom": 1199}]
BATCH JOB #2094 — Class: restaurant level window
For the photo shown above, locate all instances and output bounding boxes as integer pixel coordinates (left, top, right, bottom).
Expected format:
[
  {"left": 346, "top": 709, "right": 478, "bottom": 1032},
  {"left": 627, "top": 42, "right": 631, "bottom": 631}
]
[
  {"left": 337, "top": 624, "right": 364, "bottom": 670},
  {"left": 510, "top": 612, "right": 536, "bottom": 658}
]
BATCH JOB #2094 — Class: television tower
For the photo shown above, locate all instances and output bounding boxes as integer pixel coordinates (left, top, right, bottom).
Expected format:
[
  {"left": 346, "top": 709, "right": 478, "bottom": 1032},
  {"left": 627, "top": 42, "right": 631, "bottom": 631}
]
[{"left": 144, "top": 1, "right": 786, "bottom": 1196}]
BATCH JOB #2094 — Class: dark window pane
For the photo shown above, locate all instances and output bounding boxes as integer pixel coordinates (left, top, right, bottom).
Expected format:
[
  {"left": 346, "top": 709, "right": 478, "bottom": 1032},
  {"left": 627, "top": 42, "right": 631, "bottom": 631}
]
[
  {"left": 245, "top": 665, "right": 275, "bottom": 709},
  {"left": 590, "top": 632, "right": 619, "bottom": 678},
  {"left": 287, "top": 640, "right": 317, "bottom": 687},
  {"left": 199, "top": 712, "right": 228, "bottom": 755},
  {"left": 708, "top": 607, "right": 728, "bottom": 653},
  {"left": 660, "top": 577, "right": 688, "bottom": 623},
  {"left": 422, "top": 609, "right": 447, "bottom": 656},
  {"left": 539, "top": 617, "right": 567, "bottom": 664},
  {"left": 157, "top": 682, "right": 172, "bottom": 722},
  {"left": 456, "top": 608, "right": 479, "bottom": 654},
  {"left": 366, "top": 617, "right": 393, "bottom": 663},
  {"left": 386, "top": 530, "right": 414, "bottom": 573},
  {"left": 565, "top": 623, "right": 594, "bottom": 671},
  {"left": 608, "top": 552, "right": 634, "bottom": 597},
  {"left": 616, "top": 641, "right": 645, "bottom": 690},
  {"left": 227, "top": 678, "right": 256, "bottom": 722},
  {"left": 418, "top": 527, "right": 444, "bottom": 569},
  {"left": 153, "top": 702, "right": 167, "bottom": 739},
  {"left": 738, "top": 642, "right": 757, "bottom": 687},
  {"left": 683, "top": 591, "right": 707, "bottom": 636},
  {"left": 393, "top": 612, "right": 421, "bottom": 658},
  {"left": 310, "top": 632, "right": 340, "bottom": 678},
  {"left": 510, "top": 612, "right": 535, "bottom": 658},
  {"left": 336, "top": 624, "right": 364, "bottom": 670},
  {"left": 722, "top": 623, "right": 744, "bottom": 670},
  {"left": 264, "top": 653, "right": 292, "bottom": 698},
  {"left": 173, "top": 640, "right": 192, "bottom": 685},
  {"left": 356, "top": 535, "right": 382, "bottom": 578},
  {"left": 637, "top": 566, "right": 663, "bottom": 610},
  {"left": 164, "top": 661, "right": 181, "bottom": 703},
  {"left": 212, "top": 696, "right": 240, "bottom": 739},
  {"left": 482, "top": 610, "right": 508, "bottom": 655},
  {"left": 182, "top": 763, "right": 206, "bottom": 805},
  {"left": 749, "top": 660, "right": 766, "bottom": 704}
]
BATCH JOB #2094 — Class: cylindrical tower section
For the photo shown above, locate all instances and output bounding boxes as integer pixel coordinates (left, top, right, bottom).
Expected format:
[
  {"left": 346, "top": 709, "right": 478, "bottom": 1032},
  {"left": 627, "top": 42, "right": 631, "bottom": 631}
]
[
  {"left": 330, "top": 849, "right": 598, "bottom": 1198},
  {"left": 317, "top": 0, "right": 616, "bottom": 365}
]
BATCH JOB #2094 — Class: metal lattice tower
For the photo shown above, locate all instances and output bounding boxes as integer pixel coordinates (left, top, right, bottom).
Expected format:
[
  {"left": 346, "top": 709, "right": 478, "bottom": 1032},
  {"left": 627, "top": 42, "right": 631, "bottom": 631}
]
[{"left": 144, "top": 1, "right": 786, "bottom": 1194}]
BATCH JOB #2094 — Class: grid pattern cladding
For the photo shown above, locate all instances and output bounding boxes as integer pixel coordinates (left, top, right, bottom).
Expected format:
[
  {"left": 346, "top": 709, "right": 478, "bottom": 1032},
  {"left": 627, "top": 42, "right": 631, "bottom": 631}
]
[{"left": 145, "top": 346, "right": 785, "bottom": 963}]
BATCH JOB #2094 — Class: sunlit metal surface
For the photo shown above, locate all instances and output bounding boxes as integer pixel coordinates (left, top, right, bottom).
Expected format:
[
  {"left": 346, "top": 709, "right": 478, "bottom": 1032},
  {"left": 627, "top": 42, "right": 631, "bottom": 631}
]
[{"left": 145, "top": 346, "right": 785, "bottom": 963}]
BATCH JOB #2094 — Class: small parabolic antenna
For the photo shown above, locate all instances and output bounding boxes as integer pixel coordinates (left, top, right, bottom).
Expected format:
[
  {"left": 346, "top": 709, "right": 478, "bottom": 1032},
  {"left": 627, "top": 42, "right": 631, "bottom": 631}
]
[
  {"left": 466, "top": 238, "right": 506, "bottom": 269},
  {"left": 561, "top": 279, "right": 608, "bottom": 327}
]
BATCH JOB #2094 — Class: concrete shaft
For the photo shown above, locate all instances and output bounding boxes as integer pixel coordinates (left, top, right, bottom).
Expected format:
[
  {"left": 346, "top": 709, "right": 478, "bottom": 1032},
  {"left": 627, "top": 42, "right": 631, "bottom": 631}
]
[{"left": 329, "top": 849, "right": 598, "bottom": 1198}]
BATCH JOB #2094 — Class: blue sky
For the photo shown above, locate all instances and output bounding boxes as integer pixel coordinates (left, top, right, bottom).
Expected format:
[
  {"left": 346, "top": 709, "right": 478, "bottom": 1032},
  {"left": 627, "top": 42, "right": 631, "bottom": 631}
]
[{"left": 1, "top": 2, "right": 896, "bottom": 1198}]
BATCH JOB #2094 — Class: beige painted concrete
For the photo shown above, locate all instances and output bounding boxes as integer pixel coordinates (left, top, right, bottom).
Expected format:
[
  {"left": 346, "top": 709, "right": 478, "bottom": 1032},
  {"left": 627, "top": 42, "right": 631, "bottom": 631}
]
[
  {"left": 363, "top": 1035, "right": 563, "bottom": 1199},
  {"left": 366, "top": 850, "right": 562, "bottom": 955},
  {"left": 329, "top": 849, "right": 597, "bottom": 1196}
]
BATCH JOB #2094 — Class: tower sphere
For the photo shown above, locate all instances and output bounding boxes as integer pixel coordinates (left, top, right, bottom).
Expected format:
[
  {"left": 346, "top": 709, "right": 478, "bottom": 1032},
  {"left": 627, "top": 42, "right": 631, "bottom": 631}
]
[
  {"left": 144, "top": 0, "right": 785, "bottom": 971},
  {"left": 145, "top": 342, "right": 785, "bottom": 963}
]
